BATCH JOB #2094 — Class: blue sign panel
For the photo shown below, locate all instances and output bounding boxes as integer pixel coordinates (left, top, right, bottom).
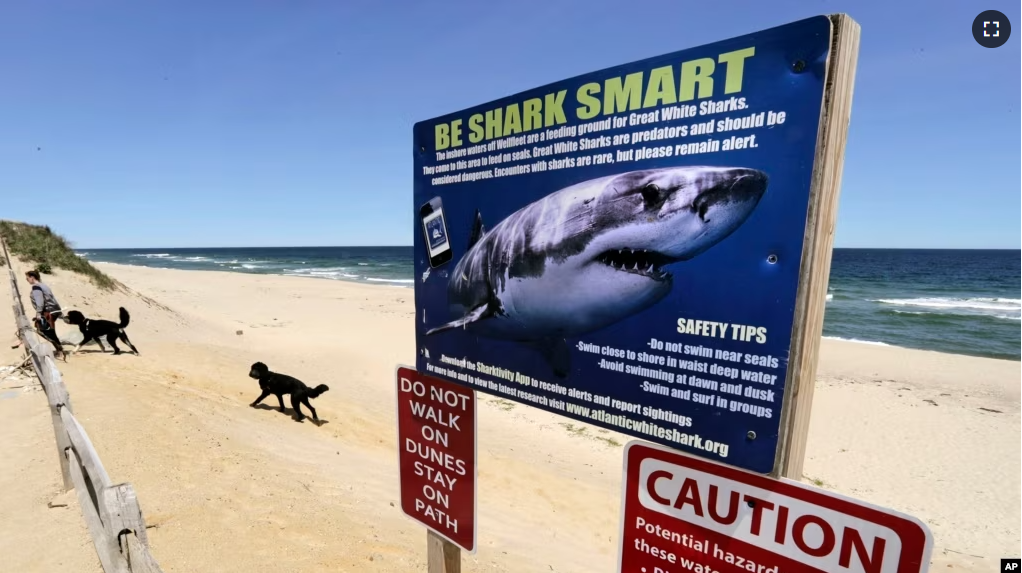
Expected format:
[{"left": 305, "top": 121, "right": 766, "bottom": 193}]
[{"left": 413, "top": 16, "right": 833, "bottom": 474}]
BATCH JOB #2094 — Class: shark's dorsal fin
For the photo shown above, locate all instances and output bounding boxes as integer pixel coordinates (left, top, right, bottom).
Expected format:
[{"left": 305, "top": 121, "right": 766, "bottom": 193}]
[
  {"left": 467, "top": 209, "right": 486, "bottom": 250},
  {"left": 425, "top": 303, "right": 493, "bottom": 336}
]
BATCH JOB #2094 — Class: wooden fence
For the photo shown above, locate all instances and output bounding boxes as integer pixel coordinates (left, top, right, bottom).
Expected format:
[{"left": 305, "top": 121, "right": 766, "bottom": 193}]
[{"left": 3, "top": 239, "right": 164, "bottom": 573}]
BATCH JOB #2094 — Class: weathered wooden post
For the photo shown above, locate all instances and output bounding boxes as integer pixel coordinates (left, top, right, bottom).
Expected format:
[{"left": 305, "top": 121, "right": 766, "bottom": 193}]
[{"left": 427, "top": 530, "right": 461, "bottom": 573}]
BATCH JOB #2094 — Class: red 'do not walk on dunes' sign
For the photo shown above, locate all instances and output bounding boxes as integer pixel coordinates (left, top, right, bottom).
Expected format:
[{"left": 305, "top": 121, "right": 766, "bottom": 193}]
[
  {"left": 396, "top": 366, "right": 477, "bottom": 553},
  {"left": 618, "top": 441, "right": 933, "bottom": 573}
]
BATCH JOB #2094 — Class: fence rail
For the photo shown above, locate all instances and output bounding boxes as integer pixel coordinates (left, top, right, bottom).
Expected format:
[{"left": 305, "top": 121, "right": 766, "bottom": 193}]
[{"left": 3, "top": 239, "right": 164, "bottom": 573}]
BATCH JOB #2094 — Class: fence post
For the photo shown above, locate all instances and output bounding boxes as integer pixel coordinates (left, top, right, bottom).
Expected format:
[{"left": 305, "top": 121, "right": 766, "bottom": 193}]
[
  {"left": 102, "top": 483, "right": 164, "bottom": 572},
  {"left": 37, "top": 344, "right": 74, "bottom": 491},
  {"left": 66, "top": 449, "right": 128, "bottom": 573},
  {"left": 102, "top": 483, "right": 151, "bottom": 546}
]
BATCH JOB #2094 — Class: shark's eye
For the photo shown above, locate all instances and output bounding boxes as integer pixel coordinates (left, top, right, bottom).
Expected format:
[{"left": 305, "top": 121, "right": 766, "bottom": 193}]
[{"left": 641, "top": 183, "right": 660, "bottom": 205}]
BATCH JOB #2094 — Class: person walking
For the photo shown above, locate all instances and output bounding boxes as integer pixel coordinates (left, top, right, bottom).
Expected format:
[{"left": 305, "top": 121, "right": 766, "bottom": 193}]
[{"left": 25, "top": 270, "right": 65, "bottom": 359}]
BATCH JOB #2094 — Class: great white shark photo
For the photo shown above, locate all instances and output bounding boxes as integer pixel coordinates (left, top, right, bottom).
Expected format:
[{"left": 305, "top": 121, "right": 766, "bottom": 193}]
[{"left": 424, "top": 165, "right": 769, "bottom": 379}]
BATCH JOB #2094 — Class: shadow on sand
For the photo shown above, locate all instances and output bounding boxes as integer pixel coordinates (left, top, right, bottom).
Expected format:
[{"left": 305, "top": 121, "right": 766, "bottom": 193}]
[{"left": 250, "top": 403, "right": 328, "bottom": 426}]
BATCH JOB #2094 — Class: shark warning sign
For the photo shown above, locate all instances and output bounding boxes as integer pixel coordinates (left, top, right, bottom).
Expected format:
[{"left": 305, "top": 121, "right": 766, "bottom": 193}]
[{"left": 412, "top": 15, "right": 839, "bottom": 474}]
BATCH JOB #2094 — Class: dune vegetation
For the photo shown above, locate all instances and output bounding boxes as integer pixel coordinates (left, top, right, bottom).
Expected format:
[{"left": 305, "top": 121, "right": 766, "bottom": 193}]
[{"left": 0, "top": 220, "right": 117, "bottom": 289}]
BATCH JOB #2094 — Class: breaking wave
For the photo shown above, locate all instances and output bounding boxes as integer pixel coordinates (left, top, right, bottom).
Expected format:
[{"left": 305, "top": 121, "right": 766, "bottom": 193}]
[{"left": 872, "top": 297, "right": 1021, "bottom": 320}]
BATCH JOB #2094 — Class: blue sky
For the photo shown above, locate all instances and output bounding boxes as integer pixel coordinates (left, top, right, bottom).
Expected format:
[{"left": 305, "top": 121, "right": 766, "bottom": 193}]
[{"left": 1, "top": 1, "right": 1018, "bottom": 249}]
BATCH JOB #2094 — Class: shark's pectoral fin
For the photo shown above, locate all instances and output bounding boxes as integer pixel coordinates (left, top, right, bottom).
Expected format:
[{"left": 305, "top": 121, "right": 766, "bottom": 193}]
[
  {"left": 425, "top": 304, "right": 493, "bottom": 336},
  {"left": 529, "top": 338, "right": 571, "bottom": 379}
]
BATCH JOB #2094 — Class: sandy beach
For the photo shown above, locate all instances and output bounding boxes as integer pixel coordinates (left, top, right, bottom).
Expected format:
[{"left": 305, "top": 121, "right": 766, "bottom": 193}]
[{"left": 1, "top": 259, "right": 1018, "bottom": 573}]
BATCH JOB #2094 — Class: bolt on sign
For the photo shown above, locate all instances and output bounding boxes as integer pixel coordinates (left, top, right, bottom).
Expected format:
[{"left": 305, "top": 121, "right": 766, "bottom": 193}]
[
  {"left": 396, "top": 366, "right": 477, "bottom": 553},
  {"left": 618, "top": 442, "right": 933, "bottom": 573}
]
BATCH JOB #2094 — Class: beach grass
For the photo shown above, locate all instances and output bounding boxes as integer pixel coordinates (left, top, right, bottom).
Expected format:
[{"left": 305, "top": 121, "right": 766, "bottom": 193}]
[{"left": 0, "top": 220, "right": 118, "bottom": 289}]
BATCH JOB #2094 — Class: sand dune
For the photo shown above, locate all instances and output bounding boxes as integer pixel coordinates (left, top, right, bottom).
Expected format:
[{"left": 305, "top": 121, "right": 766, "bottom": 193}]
[{"left": 0, "top": 260, "right": 1017, "bottom": 572}]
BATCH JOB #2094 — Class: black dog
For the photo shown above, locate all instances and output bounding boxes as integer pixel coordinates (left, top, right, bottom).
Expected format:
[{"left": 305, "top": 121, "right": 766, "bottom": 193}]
[
  {"left": 248, "top": 362, "right": 329, "bottom": 423},
  {"left": 65, "top": 307, "right": 139, "bottom": 356}
]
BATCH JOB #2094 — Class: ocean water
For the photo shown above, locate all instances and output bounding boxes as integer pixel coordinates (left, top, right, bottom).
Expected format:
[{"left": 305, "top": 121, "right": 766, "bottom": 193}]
[
  {"left": 79, "top": 247, "right": 414, "bottom": 286},
  {"left": 77, "top": 247, "right": 1020, "bottom": 361},
  {"left": 822, "top": 249, "right": 1019, "bottom": 361}
]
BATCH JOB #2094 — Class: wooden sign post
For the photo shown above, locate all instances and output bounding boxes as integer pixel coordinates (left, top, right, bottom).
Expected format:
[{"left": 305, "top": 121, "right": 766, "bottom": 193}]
[
  {"left": 773, "top": 13, "right": 861, "bottom": 481},
  {"left": 427, "top": 530, "right": 462, "bottom": 573}
]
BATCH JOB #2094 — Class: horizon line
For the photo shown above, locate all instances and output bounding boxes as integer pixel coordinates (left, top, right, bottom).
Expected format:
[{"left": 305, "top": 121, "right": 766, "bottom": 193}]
[{"left": 74, "top": 245, "right": 1022, "bottom": 251}]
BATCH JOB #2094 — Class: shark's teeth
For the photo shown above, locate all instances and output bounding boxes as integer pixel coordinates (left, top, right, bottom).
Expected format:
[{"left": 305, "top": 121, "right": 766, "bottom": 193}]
[{"left": 598, "top": 247, "right": 672, "bottom": 281}]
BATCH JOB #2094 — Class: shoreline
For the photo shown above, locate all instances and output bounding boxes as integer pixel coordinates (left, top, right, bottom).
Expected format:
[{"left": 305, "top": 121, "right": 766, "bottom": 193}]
[
  {"left": 92, "top": 261, "right": 1021, "bottom": 363},
  {"left": 92, "top": 260, "right": 415, "bottom": 288}
]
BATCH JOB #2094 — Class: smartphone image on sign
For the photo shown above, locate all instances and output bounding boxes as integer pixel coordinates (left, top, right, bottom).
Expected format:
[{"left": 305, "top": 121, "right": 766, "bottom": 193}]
[{"left": 420, "top": 197, "right": 453, "bottom": 268}]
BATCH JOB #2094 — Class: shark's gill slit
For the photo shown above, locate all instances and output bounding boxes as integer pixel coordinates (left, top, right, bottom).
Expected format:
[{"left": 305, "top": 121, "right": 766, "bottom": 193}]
[{"left": 697, "top": 200, "right": 710, "bottom": 221}]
